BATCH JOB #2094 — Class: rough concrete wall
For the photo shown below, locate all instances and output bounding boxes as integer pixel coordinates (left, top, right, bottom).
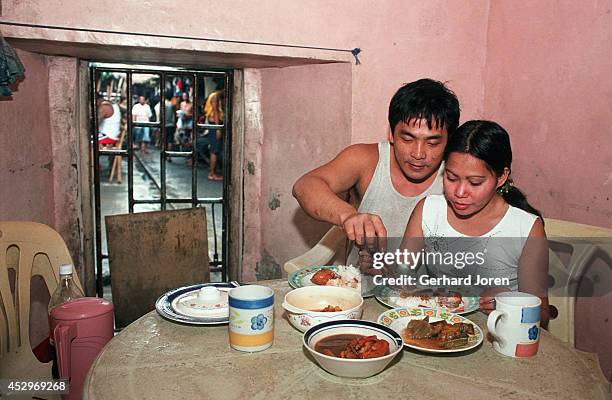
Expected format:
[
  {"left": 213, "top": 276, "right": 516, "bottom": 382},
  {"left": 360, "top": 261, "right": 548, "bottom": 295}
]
[
  {"left": 241, "top": 69, "right": 264, "bottom": 283},
  {"left": 48, "top": 56, "right": 82, "bottom": 275},
  {"left": 0, "top": 50, "right": 54, "bottom": 225},
  {"left": 256, "top": 63, "right": 352, "bottom": 279}
]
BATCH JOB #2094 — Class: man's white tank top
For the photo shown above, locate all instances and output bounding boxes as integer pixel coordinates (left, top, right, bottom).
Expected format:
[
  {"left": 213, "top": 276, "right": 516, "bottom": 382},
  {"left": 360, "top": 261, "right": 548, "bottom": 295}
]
[
  {"left": 99, "top": 103, "right": 122, "bottom": 140},
  {"left": 346, "top": 142, "right": 444, "bottom": 267},
  {"left": 420, "top": 195, "right": 538, "bottom": 290}
]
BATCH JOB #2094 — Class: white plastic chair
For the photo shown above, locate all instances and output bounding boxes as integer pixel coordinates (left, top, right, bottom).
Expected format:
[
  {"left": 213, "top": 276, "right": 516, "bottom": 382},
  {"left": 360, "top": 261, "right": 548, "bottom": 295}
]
[
  {"left": 283, "top": 225, "right": 347, "bottom": 274},
  {"left": 0, "top": 221, "right": 83, "bottom": 380},
  {"left": 544, "top": 218, "right": 612, "bottom": 346}
]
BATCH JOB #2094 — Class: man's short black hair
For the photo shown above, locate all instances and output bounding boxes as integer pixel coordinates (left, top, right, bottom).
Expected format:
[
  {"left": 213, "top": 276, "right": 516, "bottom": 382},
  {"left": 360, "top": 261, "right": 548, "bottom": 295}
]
[{"left": 388, "top": 78, "right": 460, "bottom": 135}]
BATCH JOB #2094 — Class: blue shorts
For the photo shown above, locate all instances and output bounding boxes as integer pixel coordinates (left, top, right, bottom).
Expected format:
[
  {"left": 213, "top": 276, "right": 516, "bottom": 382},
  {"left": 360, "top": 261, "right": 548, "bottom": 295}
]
[
  {"left": 134, "top": 127, "right": 150, "bottom": 143},
  {"left": 209, "top": 129, "right": 223, "bottom": 155}
]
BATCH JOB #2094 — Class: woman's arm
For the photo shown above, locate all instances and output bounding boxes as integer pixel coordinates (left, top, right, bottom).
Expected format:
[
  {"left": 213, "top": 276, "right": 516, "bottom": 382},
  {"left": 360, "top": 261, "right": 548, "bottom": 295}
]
[{"left": 518, "top": 218, "right": 550, "bottom": 328}]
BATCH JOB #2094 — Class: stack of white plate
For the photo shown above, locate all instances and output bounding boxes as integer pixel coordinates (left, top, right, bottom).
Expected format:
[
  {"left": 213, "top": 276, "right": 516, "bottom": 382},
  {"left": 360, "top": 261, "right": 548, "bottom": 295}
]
[{"left": 155, "top": 282, "right": 239, "bottom": 325}]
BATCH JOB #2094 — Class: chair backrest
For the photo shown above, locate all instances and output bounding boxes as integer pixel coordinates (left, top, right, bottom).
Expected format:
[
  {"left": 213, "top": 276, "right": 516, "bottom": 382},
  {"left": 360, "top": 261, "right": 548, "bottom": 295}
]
[
  {"left": 114, "top": 122, "right": 127, "bottom": 149},
  {"left": 283, "top": 226, "right": 347, "bottom": 274},
  {"left": 105, "top": 208, "right": 210, "bottom": 328},
  {"left": 544, "top": 218, "right": 612, "bottom": 346},
  {"left": 0, "top": 221, "right": 83, "bottom": 378},
  {"left": 107, "top": 122, "right": 128, "bottom": 184}
]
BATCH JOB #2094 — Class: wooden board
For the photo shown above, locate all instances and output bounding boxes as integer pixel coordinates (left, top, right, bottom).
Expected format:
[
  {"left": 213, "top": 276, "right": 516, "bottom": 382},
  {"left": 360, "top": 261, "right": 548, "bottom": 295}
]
[{"left": 106, "top": 208, "right": 210, "bottom": 327}]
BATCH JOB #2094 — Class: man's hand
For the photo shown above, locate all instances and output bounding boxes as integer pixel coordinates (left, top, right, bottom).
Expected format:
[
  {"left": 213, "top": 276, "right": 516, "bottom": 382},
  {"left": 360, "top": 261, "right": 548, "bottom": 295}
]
[
  {"left": 358, "top": 248, "right": 377, "bottom": 276},
  {"left": 479, "top": 287, "right": 512, "bottom": 314},
  {"left": 341, "top": 212, "right": 387, "bottom": 253}
]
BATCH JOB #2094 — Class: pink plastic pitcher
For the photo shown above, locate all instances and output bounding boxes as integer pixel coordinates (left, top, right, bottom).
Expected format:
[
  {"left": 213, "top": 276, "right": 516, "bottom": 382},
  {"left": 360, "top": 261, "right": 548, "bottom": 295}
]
[{"left": 50, "top": 297, "right": 114, "bottom": 400}]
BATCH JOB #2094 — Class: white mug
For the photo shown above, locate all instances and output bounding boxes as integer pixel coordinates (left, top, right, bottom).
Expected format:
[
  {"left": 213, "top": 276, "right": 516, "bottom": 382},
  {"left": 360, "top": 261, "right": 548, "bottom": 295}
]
[{"left": 487, "top": 291, "right": 541, "bottom": 358}]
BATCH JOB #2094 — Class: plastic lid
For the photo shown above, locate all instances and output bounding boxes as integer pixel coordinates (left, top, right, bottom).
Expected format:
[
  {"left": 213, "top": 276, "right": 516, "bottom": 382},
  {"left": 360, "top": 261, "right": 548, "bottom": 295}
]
[
  {"left": 59, "top": 264, "right": 73, "bottom": 275},
  {"left": 50, "top": 297, "right": 114, "bottom": 320}
]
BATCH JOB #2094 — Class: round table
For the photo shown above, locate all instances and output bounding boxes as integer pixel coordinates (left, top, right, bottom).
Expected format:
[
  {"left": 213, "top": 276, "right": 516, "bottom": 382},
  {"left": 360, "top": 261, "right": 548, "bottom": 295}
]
[{"left": 84, "top": 280, "right": 609, "bottom": 399}]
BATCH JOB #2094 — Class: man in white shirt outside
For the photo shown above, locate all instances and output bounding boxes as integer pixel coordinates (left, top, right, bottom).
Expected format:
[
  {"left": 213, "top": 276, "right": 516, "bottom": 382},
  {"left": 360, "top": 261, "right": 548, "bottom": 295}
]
[{"left": 132, "top": 95, "right": 153, "bottom": 155}]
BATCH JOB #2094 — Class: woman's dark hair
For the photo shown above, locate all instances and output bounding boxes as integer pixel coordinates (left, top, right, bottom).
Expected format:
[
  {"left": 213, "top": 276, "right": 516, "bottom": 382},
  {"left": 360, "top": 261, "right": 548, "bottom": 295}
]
[
  {"left": 388, "top": 78, "right": 460, "bottom": 135},
  {"left": 444, "top": 120, "right": 542, "bottom": 219}
]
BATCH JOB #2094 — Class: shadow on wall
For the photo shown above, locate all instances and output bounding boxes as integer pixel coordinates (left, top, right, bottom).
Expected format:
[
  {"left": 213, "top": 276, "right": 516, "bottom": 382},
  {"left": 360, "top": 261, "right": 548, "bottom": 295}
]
[{"left": 289, "top": 208, "right": 347, "bottom": 262}]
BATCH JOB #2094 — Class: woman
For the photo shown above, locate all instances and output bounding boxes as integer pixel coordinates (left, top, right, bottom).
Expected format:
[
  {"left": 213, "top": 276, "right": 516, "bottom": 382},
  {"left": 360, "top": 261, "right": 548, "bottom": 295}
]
[{"left": 380, "top": 120, "right": 549, "bottom": 325}]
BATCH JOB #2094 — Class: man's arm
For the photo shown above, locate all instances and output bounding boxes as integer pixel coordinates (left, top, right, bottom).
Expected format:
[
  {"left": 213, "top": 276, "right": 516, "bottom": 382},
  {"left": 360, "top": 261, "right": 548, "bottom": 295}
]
[{"left": 293, "top": 144, "right": 386, "bottom": 248}]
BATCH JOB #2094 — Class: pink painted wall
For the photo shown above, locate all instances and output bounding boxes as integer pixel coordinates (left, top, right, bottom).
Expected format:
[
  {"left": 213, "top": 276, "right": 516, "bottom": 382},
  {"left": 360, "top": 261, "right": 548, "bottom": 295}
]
[
  {"left": 483, "top": 1, "right": 612, "bottom": 379},
  {"left": 0, "top": 50, "right": 54, "bottom": 225},
  {"left": 483, "top": 0, "right": 611, "bottom": 228},
  {"left": 0, "top": 50, "right": 83, "bottom": 275},
  {"left": 1, "top": 0, "right": 489, "bottom": 139},
  {"left": 253, "top": 63, "right": 352, "bottom": 280}
]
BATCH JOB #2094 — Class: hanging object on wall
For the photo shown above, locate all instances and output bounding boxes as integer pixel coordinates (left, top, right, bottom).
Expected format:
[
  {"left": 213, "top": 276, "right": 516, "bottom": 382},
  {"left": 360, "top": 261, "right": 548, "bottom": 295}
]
[
  {"left": 351, "top": 48, "right": 362, "bottom": 65},
  {"left": 0, "top": 31, "right": 25, "bottom": 97}
]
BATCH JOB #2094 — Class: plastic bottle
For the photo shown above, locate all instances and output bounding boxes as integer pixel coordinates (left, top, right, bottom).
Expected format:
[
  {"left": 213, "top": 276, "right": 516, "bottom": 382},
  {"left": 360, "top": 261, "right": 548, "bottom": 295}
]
[{"left": 48, "top": 264, "right": 84, "bottom": 378}]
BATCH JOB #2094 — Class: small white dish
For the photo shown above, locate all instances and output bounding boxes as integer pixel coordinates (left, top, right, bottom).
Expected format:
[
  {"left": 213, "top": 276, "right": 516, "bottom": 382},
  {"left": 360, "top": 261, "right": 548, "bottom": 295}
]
[
  {"left": 171, "top": 286, "right": 229, "bottom": 318},
  {"left": 282, "top": 286, "right": 363, "bottom": 332}
]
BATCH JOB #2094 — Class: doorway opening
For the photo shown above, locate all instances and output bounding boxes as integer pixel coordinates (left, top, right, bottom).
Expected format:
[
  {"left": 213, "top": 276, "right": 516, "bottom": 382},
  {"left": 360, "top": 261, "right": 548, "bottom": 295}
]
[{"left": 90, "top": 63, "right": 232, "bottom": 299}]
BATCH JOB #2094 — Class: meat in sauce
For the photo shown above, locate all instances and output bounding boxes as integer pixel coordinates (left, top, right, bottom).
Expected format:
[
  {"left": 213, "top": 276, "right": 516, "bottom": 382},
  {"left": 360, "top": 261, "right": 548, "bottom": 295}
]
[{"left": 314, "top": 334, "right": 390, "bottom": 359}]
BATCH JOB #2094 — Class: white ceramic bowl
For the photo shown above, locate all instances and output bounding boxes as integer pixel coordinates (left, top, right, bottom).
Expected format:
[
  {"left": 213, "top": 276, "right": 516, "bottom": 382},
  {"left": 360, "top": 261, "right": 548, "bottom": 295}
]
[
  {"left": 303, "top": 319, "right": 403, "bottom": 378},
  {"left": 282, "top": 286, "right": 363, "bottom": 332}
]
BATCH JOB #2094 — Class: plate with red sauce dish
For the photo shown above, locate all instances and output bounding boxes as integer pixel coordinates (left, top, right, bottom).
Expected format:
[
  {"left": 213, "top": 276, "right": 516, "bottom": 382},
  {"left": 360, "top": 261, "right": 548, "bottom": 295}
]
[{"left": 288, "top": 265, "right": 375, "bottom": 296}]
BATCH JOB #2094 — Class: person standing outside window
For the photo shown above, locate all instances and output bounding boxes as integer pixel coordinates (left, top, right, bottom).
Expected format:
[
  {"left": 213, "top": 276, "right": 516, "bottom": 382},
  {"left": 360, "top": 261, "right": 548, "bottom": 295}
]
[
  {"left": 132, "top": 95, "right": 153, "bottom": 155},
  {"left": 155, "top": 92, "right": 177, "bottom": 161},
  {"left": 204, "top": 87, "right": 225, "bottom": 180}
]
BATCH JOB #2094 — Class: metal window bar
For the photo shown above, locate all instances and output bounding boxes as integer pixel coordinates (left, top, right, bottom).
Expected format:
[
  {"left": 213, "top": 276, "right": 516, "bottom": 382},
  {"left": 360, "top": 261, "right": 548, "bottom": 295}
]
[{"left": 91, "top": 65, "right": 231, "bottom": 296}]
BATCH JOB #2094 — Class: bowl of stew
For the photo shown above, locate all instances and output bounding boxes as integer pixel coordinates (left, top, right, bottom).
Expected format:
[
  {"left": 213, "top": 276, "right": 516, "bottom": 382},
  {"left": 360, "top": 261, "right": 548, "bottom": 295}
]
[
  {"left": 282, "top": 286, "right": 363, "bottom": 332},
  {"left": 303, "top": 319, "right": 403, "bottom": 378}
]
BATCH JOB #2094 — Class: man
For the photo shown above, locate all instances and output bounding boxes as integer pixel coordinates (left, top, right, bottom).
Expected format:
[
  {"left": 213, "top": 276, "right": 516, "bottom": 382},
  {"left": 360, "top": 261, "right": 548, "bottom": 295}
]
[
  {"left": 132, "top": 95, "right": 153, "bottom": 155},
  {"left": 97, "top": 95, "right": 122, "bottom": 147},
  {"left": 292, "top": 79, "right": 460, "bottom": 269},
  {"left": 177, "top": 92, "right": 194, "bottom": 153},
  {"left": 155, "top": 92, "right": 176, "bottom": 160}
]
